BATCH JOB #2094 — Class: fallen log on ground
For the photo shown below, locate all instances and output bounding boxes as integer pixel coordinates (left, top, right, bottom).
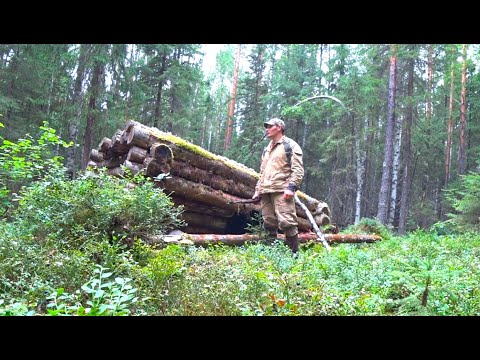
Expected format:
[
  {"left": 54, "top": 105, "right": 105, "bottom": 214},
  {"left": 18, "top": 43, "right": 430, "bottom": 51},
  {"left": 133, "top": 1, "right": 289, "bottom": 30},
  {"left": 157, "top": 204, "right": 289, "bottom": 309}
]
[{"left": 144, "top": 232, "right": 382, "bottom": 246}]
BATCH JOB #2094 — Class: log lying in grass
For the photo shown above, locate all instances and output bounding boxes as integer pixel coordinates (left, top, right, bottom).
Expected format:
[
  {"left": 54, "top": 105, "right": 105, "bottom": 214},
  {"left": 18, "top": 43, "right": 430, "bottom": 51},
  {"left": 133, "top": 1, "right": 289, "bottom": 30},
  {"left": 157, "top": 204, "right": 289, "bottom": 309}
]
[{"left": 145, "top": 232, "right": 382, "bottom": 246}]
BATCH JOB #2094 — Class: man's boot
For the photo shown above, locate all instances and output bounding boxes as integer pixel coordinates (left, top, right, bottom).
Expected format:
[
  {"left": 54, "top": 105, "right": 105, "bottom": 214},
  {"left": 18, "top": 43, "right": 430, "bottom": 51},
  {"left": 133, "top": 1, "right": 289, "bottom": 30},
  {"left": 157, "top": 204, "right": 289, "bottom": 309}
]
[{"left": 285, "top": 234, "right": 299, "bottom": 255}]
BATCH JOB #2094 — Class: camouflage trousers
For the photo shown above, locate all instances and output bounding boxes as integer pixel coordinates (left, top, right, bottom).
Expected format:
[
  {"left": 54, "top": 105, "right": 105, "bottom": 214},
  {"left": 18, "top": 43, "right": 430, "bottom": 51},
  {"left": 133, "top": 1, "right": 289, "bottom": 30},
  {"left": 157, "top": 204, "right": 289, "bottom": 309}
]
[{"left": 260, "top": 192, "right": 298, "bottom": 237}]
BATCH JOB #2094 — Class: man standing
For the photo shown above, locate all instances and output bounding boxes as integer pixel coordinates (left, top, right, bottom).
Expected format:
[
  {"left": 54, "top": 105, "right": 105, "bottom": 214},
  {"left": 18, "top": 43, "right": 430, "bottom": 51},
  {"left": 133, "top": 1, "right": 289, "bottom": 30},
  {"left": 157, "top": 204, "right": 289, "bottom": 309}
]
[{"left": 252, "top": 118, "right": 304, "bottom": 255}]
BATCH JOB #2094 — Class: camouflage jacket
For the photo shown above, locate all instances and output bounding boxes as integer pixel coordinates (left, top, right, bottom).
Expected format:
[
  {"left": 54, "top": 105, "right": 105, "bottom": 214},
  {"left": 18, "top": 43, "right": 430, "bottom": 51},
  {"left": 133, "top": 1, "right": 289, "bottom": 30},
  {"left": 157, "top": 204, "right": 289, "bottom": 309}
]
[{"left": 255, "top": 135, "right": 304, "bottom": 194}]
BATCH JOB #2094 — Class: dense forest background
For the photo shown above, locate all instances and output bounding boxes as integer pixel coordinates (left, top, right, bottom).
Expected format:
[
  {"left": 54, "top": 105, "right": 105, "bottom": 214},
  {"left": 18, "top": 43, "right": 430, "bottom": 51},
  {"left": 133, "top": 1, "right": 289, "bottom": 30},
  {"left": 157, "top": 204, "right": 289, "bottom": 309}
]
[{"left": 1, "top": 44, "right": 479, "bottom": 232}]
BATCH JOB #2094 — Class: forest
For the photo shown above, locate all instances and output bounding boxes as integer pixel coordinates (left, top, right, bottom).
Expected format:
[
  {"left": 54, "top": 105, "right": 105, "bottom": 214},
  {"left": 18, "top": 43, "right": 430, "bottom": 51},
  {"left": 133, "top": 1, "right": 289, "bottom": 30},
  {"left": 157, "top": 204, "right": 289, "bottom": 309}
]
[
  {"left": 2, "top": 44, "right": 479, "bottom": 231},
  {"left": 0, "top": 44, "right": 479, "bottom": 316}
]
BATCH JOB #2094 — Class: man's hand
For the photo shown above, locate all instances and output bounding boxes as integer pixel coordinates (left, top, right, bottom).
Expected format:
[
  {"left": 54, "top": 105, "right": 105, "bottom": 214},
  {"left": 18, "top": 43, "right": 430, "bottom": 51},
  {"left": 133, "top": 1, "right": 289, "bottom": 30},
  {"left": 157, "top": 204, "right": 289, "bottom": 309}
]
[
  {"left": 252, "top": 191, "right": 260, "bottom": 200},
  {"left": 283, "top": 189, "right": 294, "bottom": 200}
]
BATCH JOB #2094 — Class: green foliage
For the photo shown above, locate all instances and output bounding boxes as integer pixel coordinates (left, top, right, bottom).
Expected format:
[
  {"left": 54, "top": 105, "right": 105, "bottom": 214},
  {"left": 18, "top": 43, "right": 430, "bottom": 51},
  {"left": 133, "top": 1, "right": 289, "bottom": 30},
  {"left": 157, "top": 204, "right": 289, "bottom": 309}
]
[
  {"left": 342, "top": 217, "right": 392, "bottom": 240},
  {"left": 143, "top": 245, "right": 187, "bottom": 293},
  {"left": 2, "top": 209, "right": 480, "bottom": 316},
  {"left": 0, "top": 264, "right": 139, "bottom": 316},
  {"left": 444, "top": 172, "right": 480, "bottom": 231},
  {"left": 45, "top": 265, "right": 138, "bottom": 316},
  {"left": 135, "top": 230, "right": 480, "bottom": 316},
  {"left": 0, "top": 121, "right": 72, "bottom": 217},
  {"left": 12, "top": 168, "right": 185, "bottom": 246}
]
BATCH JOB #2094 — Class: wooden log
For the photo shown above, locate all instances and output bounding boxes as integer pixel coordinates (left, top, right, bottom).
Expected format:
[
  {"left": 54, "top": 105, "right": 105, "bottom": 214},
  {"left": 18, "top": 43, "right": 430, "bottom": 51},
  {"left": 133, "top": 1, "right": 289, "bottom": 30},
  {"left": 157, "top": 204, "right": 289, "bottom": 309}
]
[
  {"left": 87, "top": 160, "right": 100, "bottom": 167},
  {"left": 157, "top": 176, "right": 314, "bottom": 232},
  {"left": 98, "top": 137, "right": 113, "bottom": 159},
  {"left": 124, "top": 160, "right": 143, "bottom": 175},
  {"left": 143, "top": 156, "right": 171, "bottom": 178},
  {"left": 314, "top": 213, "right": 330, "bottom": 226},
  {"left": 145, "top": 232, "right": 382, "bottom": 246},
  {"left": 89, "top": 149, "right": 104, "bottom": 163},
  {"left": 98, "top": 137, "right": 112, "bottom": 153},
  {"left": 111, "top": 130, "right": 130, "bottom": 156},
  {"left": 122, "top": 119, "right": 148, "bottom": 135},
  {"left": 155, "top": 175, "right": 260, "bottom": 214},
  {"left": 107, "top": 167, "right": 124, "bottom": 177},
  {"left": 126, "top": 145, "right": 148, "bottom": 163},
  {"left": 126, "top": 125, "right": 157, "bottom": 148},
  {"left": 167, "top": 143, "right": 258, "bottom": 188},
  {"left": 126, "top": 125, "right": 258, "bottom": 188},
  {"left": 296, "top": 192, "right": 322, "bottom": 214},
  {"left": 171, "top": 195, "right": 235, "bottom": 217},
  {"left": 151, "top": 143, "right": 174, "bottom": 161},
  {"left": 315, "top": 201, "right": 331, "bottom": 217},
  {"left": 182, "top": 211, "right": 228, "bottom": 231},
  {"left": 149, "top": 143, "right": 174, "bottom": 173},
  {"left": 296, "top": 216, "right": 313, "bottom": 232},
  {"left": 170, "top": 160, "right": 255, "bottom": 199},
  {"left": 103, "top": 155, "right": 127, "bottom": 169},
  {"left": 182, "top": 225, "right": 221, "bottom": 234}
]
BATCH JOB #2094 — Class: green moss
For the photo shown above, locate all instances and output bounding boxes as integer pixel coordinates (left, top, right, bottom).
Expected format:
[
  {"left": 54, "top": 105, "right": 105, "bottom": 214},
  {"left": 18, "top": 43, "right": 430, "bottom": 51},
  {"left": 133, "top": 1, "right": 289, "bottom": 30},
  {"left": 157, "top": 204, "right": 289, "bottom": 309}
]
[{"left": 148, "top": 128, "right": 259, "bottom": 178}]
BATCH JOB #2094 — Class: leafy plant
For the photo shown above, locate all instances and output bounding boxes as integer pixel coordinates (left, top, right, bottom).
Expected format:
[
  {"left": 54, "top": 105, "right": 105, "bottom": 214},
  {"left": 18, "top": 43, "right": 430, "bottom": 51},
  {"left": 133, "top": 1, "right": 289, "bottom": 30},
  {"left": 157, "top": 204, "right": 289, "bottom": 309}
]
[
  {"left": 46, "top": 265, "right": 138, "bottom": 316},
  {"left": 12, "top": 168, "right": 185, "bottom": 246},
  {"left": 0, "top": 121, "right": 72, "bottom": 217},
  {"left": 444, "top": 172, "right": 480, "bottom": 231}
]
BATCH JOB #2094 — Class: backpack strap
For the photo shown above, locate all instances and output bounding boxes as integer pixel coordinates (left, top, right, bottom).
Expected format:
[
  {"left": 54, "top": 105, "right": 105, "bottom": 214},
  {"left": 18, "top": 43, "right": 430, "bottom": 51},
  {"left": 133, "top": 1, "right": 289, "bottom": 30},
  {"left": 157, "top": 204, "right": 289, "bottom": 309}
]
[
  {"left": 283, "top": 137, "right": 292, "bottom": 166},
  {"left": 263, "top": 137, "right": 292, "bottom": 165}
]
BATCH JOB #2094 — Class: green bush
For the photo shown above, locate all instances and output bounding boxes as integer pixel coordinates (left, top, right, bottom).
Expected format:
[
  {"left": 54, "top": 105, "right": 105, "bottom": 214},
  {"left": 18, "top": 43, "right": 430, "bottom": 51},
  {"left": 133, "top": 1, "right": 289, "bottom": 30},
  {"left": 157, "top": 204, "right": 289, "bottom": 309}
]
[
  {"left": 445, "top": 172, "right": 480, "bottom": 232},
  {"left": 12, "top": 168, "right": 185, "bottom": 247},
  {"left": 0, "top": 121, "right": 72, "bottom": 217}
]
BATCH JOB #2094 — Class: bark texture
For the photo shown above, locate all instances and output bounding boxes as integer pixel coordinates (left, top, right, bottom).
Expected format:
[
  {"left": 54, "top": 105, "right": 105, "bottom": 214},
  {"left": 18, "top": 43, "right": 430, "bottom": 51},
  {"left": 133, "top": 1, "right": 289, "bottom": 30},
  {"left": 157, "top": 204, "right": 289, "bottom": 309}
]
[{"left": 145, "top": 232, "right": 382, "bottom": 246}]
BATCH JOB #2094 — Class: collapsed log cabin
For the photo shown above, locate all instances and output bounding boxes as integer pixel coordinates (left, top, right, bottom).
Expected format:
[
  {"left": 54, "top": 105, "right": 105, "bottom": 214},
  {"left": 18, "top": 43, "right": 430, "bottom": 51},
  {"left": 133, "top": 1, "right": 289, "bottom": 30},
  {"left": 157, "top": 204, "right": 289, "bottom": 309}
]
[{"left": 87, "top": 120, "right": 378, "bottom": 245}]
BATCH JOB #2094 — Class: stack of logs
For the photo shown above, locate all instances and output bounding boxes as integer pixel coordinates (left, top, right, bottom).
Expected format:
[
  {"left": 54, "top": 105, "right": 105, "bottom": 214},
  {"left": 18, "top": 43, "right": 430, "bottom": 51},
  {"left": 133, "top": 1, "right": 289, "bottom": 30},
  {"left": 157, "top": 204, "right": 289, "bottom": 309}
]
[{"left": 87, "top": 120, "right": 332, "bottom": 235}]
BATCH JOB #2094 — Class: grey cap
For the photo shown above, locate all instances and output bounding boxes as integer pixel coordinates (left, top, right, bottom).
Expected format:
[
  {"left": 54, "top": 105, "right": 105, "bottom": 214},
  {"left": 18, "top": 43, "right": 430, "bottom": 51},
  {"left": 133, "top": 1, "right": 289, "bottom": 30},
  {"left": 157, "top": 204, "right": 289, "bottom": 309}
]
[{"left": 264, "top": 118, "right": 285, "bottom": 129}]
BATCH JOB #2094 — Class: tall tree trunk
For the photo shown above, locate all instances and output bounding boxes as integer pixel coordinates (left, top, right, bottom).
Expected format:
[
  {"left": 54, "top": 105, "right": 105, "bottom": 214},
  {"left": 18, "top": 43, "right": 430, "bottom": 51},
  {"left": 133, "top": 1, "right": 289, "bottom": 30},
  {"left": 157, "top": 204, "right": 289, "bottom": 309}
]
[
  {"left": 224, "top": 44, "right": 241, "bottom": 151},
  {"left": 5, "top": 46, "right": 19, "bottom": 127},
  {"left": 66, "top": 44, "right": 88, "bottom": 179},
  {"left": 398, "top": 55, "right": 414, "bottom": 235},
  {"left": 377, "top": 44, "right": 397, "bottom": 224},
  {"left": 426, "top": 44, "right": 433, "bottom": 131},
  {"left": 214, "top": 101, "right": 223, "bottom": 154},
  {"left": 154, "top": 52, "right": 167, "bottom": 130},
  {"left": 444, "top": 48, "right": 455, "bottom": 189},
  {"left": 82, "top": 45, "right": 107, "bottom": 169},
  {"left": 458, "top": 44, "right": 468, "bottom": 175},
  {"left": 255, "top": 45, "right": 265, "bottom": 109},
  {"left": 354, "top": 116, "right": 368, "bottom": 224},
  {"left": 388, "top": 113, "right": 402, "bottom": 226}
]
